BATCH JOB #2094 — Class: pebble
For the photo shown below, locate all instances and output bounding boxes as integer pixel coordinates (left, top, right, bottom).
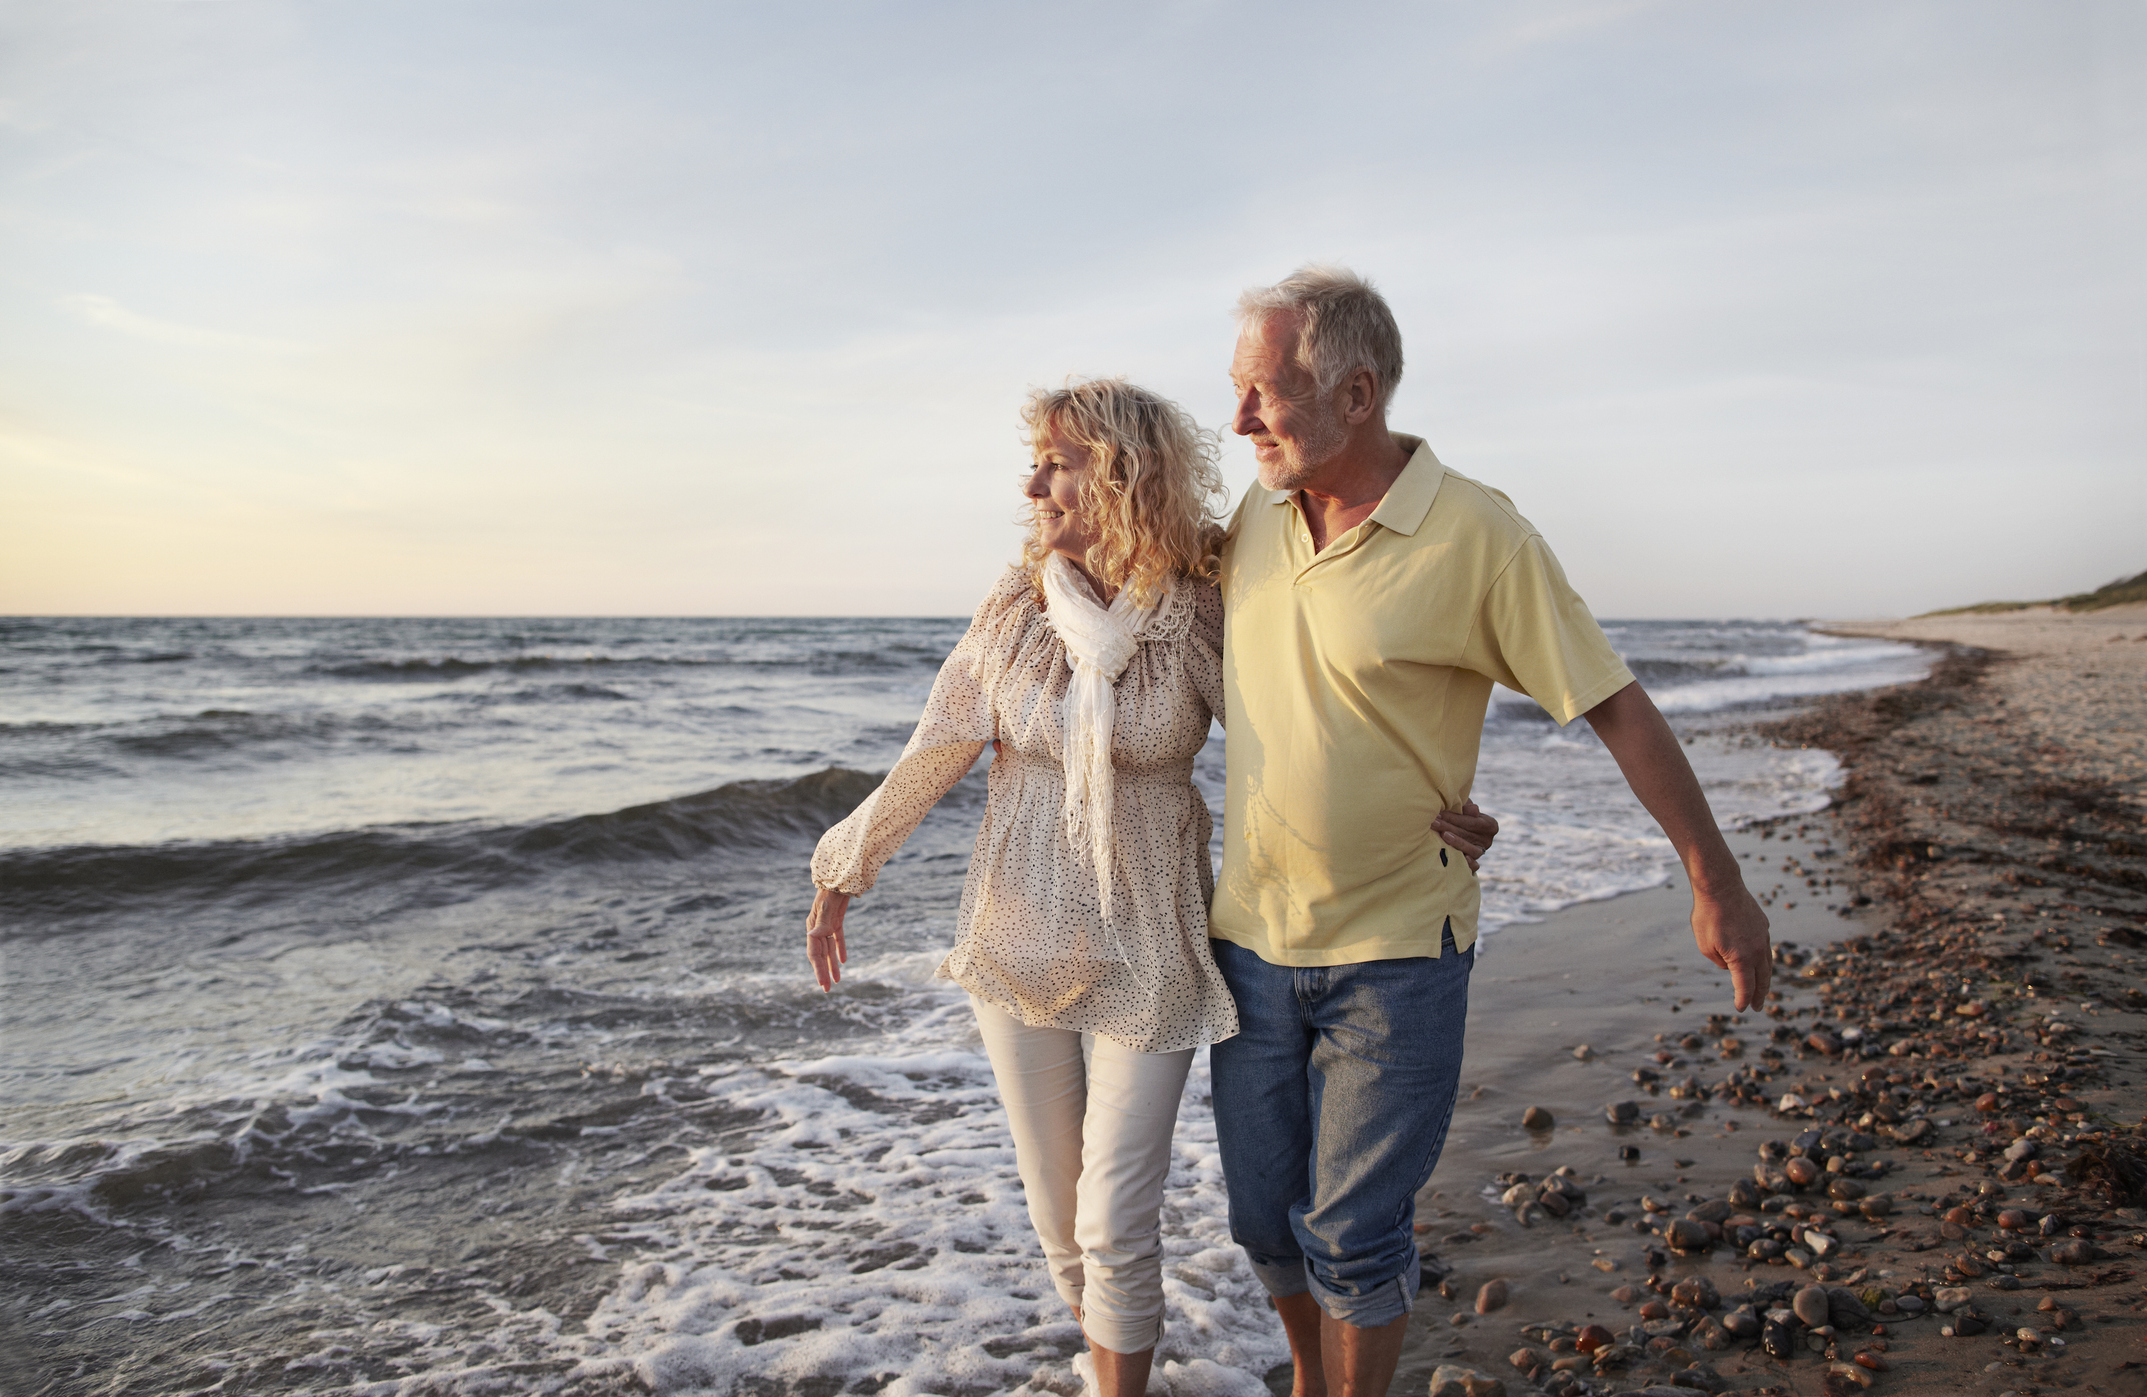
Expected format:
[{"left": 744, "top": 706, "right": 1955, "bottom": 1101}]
[
  {"left": 1794, "top": 1284, "right": 1831, "bottom": 1327},
  {"left": 1475, "top": 1278, "right": 1509, "bottom": 1314},
  {"left": 1670, "top": 1275, "right": 1718, "bottom": 1310},
  {"left": 1762, "top": 1315, "right": 1796, "bottom": 1359},
  {"left": 1784, "top": 1156, "right": 1820, "bottom": 1187},
  {"left": 1428, "top": 1363, "right": 1506, "bottom": 1397},
  {"left": 1572, "top": 1045, "right": 1595, "bottom": 1061},
  {"left": 1824, "top": 1362, "right": 1876, "bottom": 1392},
  {"left": 1521, "top": 1105, "right": 1554, "bottom": 1130},
  {"left": 1933, "top": 1286, "right": 1971, "bottom": 1312},
  {"left": 1574, "top": 1323, "right": 1613, "bottom": 1353},
  {"left": 1605, "top": 1100, "right": 1640, "bottom": 1125},
  {"left": 2052, "top": 1238, "right": 2097, "bottom": 1266},
  {"left": 1666, "top": 1218, "right": 1712, "bottom": 1253},
  {"left": 1828, "top": 1287, "right": 1874, "bottom": 1329}
]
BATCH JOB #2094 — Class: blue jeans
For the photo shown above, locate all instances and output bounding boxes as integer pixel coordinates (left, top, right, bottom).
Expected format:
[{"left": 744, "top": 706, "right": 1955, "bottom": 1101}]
[{"left": 1209, "top": 926, "right": 1472, "bottom": 1328}]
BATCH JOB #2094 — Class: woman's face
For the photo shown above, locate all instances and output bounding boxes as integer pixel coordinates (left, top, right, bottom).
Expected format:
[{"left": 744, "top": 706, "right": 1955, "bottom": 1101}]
[{"left": 1025, "top": 425, "right": 1101, "bottom": 565}]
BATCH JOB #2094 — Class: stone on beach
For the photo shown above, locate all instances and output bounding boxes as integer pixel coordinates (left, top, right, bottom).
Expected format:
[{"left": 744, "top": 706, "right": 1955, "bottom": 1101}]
[
  {"left": 1665, "top": 1218, "right": 1713, "bottom": 1253},
  {"left": 1428, "top": 1363, "right": 1506, "bottom": 1397},
  {"left": 1474, "top": 1278, "right": 1509, "bottom": 1314},
  {"left": 1521, "top": 1105, "right": 1554, "bottom": 1130},
  {"left": 1793, "top": 1284, "right": 1831, "bottom": 1327},
  {"left": 1670, "top": 1275, "right": 1719, "bottom": 1310}
]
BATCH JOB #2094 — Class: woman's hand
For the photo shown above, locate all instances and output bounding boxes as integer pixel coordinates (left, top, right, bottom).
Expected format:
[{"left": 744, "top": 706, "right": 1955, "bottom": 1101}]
[
  {"left": 807, "top": 888, "right": 850, "bottom": 991},
  {"left": 1431, "top": 801, "right": 1500, "bottom": 874}
]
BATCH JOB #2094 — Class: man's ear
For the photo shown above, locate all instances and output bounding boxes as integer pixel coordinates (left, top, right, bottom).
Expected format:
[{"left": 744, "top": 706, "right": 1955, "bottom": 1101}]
[{"left": 1343, "top": 367, "right": 1382, "bottom": 425}]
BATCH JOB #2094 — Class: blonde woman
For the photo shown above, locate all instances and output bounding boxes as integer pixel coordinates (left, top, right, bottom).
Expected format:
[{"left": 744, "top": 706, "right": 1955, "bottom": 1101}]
[{"left": 805, "top": 379, "right": 1495, "bottom": 1394}]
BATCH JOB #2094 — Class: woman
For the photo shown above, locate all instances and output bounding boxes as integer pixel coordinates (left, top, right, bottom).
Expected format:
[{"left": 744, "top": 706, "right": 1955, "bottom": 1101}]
[{"left": 805, "top": 379, "right": 1495, "bottom": 1394}]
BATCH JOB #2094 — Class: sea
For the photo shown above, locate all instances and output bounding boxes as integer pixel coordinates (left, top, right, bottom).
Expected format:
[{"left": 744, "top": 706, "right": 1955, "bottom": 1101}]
[{"left": 0, "top": 613, "right": 1930, "bottom": 1397}]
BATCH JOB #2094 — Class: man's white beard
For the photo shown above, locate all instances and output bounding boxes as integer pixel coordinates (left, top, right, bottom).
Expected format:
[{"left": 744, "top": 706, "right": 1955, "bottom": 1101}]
[{"left": 1254, "top": 403, "right": 1349, "bottom": 492}]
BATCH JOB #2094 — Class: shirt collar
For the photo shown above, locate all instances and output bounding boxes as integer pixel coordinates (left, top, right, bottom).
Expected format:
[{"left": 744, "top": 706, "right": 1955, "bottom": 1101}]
[{"left": 1265, "top": 433, "right": 1447, "bottom": 538}]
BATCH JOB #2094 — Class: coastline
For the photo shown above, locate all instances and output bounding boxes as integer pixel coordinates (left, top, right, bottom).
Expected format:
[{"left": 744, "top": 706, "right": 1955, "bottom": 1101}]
[{"left": 1380, "top": 604, "right": 2147, "bottom": 1397}]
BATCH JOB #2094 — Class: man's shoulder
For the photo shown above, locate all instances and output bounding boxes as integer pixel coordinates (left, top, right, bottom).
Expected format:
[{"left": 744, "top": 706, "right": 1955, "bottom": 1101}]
[
  {"left": 1222, "top": 482, "right": 1273, "bottom": 538},
  {"left": 1426, "top": 465, "right": 1535, "bottom": 537}
]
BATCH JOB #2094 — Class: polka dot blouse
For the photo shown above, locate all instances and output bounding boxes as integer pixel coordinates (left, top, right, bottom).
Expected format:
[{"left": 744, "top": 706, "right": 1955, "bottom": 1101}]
[{"left": 811, "top": 566, "right": 1239, "bottom": 1053}]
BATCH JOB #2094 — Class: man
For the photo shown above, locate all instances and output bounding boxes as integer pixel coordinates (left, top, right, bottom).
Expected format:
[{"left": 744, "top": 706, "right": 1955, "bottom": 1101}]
[{"left": 1208, "top": 266, "right": 1773, "bottom": 1397}]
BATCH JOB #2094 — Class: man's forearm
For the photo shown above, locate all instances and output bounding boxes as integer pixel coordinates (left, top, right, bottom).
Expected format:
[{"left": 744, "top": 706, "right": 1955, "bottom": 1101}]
[
  {"left": 1583, "top": 679, "right": 1771, "bottom": 1008},
  {"left": 1582, "top": 681, "right": 1739, "bottom": 896}
]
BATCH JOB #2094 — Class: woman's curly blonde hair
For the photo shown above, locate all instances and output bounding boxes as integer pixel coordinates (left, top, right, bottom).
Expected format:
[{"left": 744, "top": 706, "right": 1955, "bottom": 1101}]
[{"left": 1018, "top": 378, "right": 1228, "bottom": 607}]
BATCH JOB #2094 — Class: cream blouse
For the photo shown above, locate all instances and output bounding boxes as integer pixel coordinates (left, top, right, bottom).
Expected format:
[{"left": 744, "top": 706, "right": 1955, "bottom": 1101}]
[{"left": 810, "top": 566, "right": 1239, "bottom": 1053}]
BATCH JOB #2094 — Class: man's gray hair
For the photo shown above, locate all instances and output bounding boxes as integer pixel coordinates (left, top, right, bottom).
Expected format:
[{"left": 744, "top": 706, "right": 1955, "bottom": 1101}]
[{"left": 1236, "top": 265, "right": 1404, "bottom": 414}]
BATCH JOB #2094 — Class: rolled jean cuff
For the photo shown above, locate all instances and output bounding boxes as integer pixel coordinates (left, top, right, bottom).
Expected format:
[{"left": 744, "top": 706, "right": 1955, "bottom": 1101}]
[
  {"left": 1244, "top": 1252, "right": 1312, "bottom": 1299},
  {"left": 1306, "top": 1251, "right": 1419, "bottom": 1329}
]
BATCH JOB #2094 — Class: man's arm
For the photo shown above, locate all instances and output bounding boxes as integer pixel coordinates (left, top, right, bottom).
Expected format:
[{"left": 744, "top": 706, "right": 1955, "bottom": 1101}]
[{"left": 1583, "top": 681, "right": 1773, "bottom": 1010}]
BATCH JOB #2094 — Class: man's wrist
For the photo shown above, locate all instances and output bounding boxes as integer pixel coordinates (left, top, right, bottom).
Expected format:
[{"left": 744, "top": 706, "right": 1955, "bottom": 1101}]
[{"left": 1685, "top": 852, "right": 1747, "bottom": 902}]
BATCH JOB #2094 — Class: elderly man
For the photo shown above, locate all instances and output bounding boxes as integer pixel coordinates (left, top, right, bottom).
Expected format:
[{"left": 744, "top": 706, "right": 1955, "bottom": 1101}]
[{"left": 1209, "top": 266, "right": 1773, "bottom": 1397}]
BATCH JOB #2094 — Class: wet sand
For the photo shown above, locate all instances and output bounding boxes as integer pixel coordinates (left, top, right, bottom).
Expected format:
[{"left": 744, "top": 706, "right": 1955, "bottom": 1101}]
[{"left": 1371, "top": 605, "right": 2147, "bottom": 1397}]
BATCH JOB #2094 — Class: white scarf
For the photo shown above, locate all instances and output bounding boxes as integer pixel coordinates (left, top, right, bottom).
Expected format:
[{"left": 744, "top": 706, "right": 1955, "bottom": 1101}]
[{"left": 1039, "top": 553, "right": 1168, "bottom": 912}]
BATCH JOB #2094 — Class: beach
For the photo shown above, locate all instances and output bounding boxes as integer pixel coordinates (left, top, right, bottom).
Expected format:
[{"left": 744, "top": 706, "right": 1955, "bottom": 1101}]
[
  {"left": 1, "top": 608, "right": 2137, "bottom": 1395},
  {"left": 1390, "top": 604, "right": 2147, "bottom": 1397}
]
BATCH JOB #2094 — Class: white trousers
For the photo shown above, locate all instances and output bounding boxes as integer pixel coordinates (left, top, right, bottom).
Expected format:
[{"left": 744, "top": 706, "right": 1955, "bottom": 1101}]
[{"left": 970, "top": 996, "right": 1195, "bottom": 1356}]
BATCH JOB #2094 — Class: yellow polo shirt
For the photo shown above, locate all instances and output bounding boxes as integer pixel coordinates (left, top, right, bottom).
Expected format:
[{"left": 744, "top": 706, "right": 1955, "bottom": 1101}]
[{"left": 1212, "top": 435, "right": 1634, "bottom": 965}]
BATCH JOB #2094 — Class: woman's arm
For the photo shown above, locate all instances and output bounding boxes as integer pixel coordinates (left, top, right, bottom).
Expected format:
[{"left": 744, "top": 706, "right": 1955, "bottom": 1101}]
[{"left": 805, "top": 579, "right": 1012, "bottom": 988}]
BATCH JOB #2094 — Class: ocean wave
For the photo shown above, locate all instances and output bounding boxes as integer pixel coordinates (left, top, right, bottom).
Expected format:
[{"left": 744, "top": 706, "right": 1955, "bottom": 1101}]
[
  {"left": 316, "top": 655, "right": 683, "bottom": 680},
  {"left": 0, "top": 767, "right": 887, "bottom": 920}
]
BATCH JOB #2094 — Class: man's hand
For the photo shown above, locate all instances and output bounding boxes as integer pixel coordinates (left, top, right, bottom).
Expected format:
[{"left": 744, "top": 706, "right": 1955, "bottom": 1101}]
[
  {"left": 807, "top": 887, "right": 850, "bottom": 991},
  {"left": 1431, "top": 801, "right": 1499, "bottom": 874},
  {"left": 1692, "top": 882, "right": 1772, "bottom": 1011}
]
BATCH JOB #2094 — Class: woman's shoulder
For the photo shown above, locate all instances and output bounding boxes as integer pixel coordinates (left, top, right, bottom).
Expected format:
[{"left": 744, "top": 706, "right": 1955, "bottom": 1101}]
[
  {"left": 974, "top": 565, "right": 1039, "bottom": 619},
  {"left": 1183, "top": 573, "right": 1222, "bottom": 634}
]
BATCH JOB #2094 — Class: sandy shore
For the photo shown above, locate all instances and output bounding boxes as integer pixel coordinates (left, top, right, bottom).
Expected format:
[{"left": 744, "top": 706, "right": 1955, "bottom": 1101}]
[{"left": 1368, "top": 605, "right": 2147, "bottom": 1397}]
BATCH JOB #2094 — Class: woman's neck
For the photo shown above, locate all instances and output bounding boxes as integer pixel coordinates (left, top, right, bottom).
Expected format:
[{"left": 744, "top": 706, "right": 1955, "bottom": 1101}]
[{"left": 1059, "top": 553, "right": 1117, "bottom": 606}]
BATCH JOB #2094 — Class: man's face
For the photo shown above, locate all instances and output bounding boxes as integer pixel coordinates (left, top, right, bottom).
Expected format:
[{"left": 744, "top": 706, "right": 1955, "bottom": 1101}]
[{"left": 1229, "top": 312, "right": 1347, "bottom": 492}]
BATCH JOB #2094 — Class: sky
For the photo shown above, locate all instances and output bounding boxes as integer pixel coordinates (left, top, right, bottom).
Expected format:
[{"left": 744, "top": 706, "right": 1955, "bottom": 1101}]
[{"left": 2, "top": 0, "right": 2141, "bottom": 619}]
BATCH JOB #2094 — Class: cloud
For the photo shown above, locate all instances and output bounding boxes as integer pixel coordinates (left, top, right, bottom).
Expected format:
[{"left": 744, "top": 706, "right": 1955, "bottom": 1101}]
[{"left": 58, "top": 293, "right": 306, "bottom": 354}]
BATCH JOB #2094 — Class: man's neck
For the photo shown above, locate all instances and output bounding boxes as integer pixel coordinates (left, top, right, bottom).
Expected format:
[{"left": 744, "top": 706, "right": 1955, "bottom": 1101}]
[{"left": 1297, "top": 429, "right": 1410, "bottom": 552}]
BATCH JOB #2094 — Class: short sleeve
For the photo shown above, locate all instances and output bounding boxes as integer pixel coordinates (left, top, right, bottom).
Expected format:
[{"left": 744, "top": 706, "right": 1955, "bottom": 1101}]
[{"left": 1462, "top": 534, "right": 1634, "bottom": 726}]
